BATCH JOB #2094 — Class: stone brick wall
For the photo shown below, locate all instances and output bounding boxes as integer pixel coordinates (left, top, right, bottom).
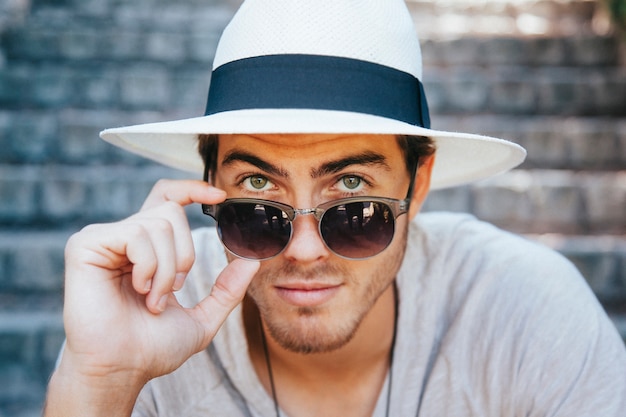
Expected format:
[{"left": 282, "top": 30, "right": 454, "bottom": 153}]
[{"left": 0, "top": 0, "right": 624, "bottom": 415}]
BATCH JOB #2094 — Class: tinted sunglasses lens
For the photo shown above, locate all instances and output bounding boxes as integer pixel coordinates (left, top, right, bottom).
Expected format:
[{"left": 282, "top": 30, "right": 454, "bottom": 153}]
[
  {"left": 217, "top": 202, "right": 291, "bottom": 260},
  {"left": 320, "top": 201, "right": 395, "bottom": 259}
]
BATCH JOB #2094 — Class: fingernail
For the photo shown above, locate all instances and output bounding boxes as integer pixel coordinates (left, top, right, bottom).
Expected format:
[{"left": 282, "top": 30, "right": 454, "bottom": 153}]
[
  {"left": 144, "top": 280, "right": 152, "bottom": 293},
  {"left": 157, "top": 294, "right": 169, "bottom": 312},
  {"left": 173, "top": 272, "right": 186, "bottom": 291}
]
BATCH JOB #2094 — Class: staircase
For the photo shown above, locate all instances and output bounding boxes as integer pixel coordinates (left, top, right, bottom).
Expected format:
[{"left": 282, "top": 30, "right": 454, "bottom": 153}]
[{"left": 0, "top": 0, "right": 624, "bottom": 415}]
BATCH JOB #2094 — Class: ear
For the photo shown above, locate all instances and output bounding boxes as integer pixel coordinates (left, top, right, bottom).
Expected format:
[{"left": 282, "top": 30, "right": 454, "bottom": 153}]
[{"left": 408, "top": 154, "right": 435, "bottom": 219}]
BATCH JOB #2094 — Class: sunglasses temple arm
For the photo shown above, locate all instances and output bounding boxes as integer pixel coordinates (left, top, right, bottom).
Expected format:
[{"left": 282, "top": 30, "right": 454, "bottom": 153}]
[
  {"left": 203, "top": 162, "right": 210, "bottom": 183},
  {"left": 404, "top": 160, "right": 420, "bottom": 202},
  {"left": 201, "top": 164, "right": 218, "bottom": 218}
]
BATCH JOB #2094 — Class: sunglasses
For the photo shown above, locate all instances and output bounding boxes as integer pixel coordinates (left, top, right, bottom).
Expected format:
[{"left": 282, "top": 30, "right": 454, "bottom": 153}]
[{"left": 202, "top": 196, "right": 410, "bottom": 260}]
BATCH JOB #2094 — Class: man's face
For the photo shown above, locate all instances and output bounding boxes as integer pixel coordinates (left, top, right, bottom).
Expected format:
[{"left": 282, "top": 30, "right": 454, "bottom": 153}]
[{"left": 213, "top": 134, "right": 416, "bottom": 354}]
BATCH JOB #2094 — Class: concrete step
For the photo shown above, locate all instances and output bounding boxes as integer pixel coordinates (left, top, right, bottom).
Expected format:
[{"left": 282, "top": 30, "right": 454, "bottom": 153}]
[
  {"left": 0, "top": 310, "right": 64, "bottom": 417},
  {"left": 24, "top": 0, "right": 602, "bottom": 39},
  {"left": 407, "top": 0, "right": 603, "bottom": 38},
  {"left": 30, "top": 0, "right": 242, "bottom": 14},
  {"left": 0, "top": 109, "right": 193, "bottom": 166},
  {"left": 431, "top": 114, "right": 626, "bottom": 171},
  {"left": 0, "top": 62, "right": 211, "bottom": 112},
  {"left": 5, "top": 22, "right": 620, "bottom": 68},
  {"left": 0, "top": 164, "right": 188, "bottom": 229},
  {"left": 2, "top": 110, "right": 623, "bottom": 171},
  {"left": 3, "top": 26, "right": 220, "bottom": 64},
  {"left": 424, "top": 169, "right": 626, "bottom": 235},
  {"left": 424, "top": 66, "right": 626, "bottom": 116},
  {"left": 21, "top": 0, "right": 238, "bottom": 33},
  {"left": 422, "top": 36, "right": 620, "bottom": 67}
]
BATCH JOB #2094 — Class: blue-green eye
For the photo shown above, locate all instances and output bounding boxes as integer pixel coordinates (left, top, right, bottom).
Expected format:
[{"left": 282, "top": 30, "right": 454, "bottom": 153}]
[
  {"left": 247, "top": 175, "right": 269, "bottom": 190},
  {"left": 341, "top": 176, "right": 361, "bottom": 190}
]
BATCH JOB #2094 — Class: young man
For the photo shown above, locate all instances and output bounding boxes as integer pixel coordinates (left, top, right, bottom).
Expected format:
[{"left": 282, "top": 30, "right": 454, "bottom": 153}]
[{"left": 44, "top": 1, "right": 626, "bottom": 416}]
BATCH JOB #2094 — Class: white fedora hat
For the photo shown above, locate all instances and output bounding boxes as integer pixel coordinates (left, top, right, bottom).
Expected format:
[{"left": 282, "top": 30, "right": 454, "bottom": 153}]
[{"left": 100, "top": 0, "right": 526, "bottom": 190}]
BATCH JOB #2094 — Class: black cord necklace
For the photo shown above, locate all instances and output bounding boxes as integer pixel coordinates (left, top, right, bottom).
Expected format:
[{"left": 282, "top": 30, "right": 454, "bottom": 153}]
[{"left": 259, "top": 286, "right": 399, "bottom": 417}]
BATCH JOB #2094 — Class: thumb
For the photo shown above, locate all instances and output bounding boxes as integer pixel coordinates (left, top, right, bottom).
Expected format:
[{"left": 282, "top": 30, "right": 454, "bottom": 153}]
[{"left": 191, "top": 259, "right": 260, "bottom": 345}]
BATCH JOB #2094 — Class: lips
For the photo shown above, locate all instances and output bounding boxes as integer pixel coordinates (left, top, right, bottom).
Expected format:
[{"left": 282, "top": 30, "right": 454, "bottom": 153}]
[{"left": 274, "top": 282, "right": 342, "bottom": 307}]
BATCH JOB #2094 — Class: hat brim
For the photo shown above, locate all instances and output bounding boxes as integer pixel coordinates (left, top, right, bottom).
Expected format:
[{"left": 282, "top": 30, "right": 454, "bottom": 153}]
[{"left": 100, "top": 109, "right": 526, "bottom": 190}]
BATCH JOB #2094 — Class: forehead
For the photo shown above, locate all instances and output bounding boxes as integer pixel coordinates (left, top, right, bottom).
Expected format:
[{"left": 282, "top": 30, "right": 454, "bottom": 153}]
[{"left": 216, "top": 133, "right": 403, "bottom": 161}]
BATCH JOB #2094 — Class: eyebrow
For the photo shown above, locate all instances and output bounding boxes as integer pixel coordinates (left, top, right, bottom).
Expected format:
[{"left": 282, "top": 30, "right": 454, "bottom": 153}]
[
  {"left": 221, "top": 150, "right": 289, "bottom": 177},
  {"left": 221, "top": 149, "right": 390, "bottom": 179},
  {"left": 311, "top": 152, "right": 390, "bottom": 178}
]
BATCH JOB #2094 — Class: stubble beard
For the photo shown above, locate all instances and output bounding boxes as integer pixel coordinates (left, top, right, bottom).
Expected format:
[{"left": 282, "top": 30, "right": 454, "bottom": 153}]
[{"left": 248, "top": 225, "right": 408, "bottom": 355}]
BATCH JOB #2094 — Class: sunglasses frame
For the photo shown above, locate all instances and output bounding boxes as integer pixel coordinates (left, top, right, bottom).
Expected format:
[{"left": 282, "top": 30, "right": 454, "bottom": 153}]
[{"left": 202, "top": 196, "right": 410, "bottom": 260}]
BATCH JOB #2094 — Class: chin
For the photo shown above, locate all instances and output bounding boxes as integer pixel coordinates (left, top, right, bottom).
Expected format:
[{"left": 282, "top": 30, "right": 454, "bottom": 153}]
[{"left": 263, "top": 306, "right": 361, "bottom": 354}]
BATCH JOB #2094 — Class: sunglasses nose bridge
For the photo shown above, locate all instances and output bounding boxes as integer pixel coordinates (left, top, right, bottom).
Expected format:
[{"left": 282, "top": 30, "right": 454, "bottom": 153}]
[{"left": 292, "top": 207, "right": 325, "bottom": 222}]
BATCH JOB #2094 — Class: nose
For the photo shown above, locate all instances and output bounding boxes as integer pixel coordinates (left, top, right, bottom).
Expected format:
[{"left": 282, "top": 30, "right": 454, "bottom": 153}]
[{"left": 281, "top": 211, "right": 331, "bottom": 263}]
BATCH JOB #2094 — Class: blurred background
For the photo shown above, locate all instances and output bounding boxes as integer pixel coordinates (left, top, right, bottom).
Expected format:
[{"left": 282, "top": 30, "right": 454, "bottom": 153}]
[{"left": 0, "top": 0, "right": 624, "bottom": 415}]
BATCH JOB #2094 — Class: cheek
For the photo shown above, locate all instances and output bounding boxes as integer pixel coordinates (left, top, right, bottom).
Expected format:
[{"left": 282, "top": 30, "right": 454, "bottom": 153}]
[
  {"left": 372, "top": 220, "right": 408, "bottom": 278},
  {"left": 243, "top": 260, "right": 278, "bottom": 301},
  {"left": 243, "top": 274, "right": 268, "bottom": 315}
]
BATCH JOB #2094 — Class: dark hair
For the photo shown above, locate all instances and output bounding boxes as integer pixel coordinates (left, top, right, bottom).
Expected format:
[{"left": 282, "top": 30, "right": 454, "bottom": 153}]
[
  {"left": 198, "top": 133, "right": 435, "bottom": 181},
  {"left": 395, "top": 134, "right": 436, "bottom": 175},
  {"left": 198, "top": 134, "right": 219, "bottom": 181}
]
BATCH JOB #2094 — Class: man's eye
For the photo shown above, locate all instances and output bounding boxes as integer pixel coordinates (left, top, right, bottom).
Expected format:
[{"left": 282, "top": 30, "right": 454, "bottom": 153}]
[
  {"left": 245, "top": 175, "right": 270, "bottom": 190},
  {"left": 341, "top": 176, "right": 361, "bottom": 190}
]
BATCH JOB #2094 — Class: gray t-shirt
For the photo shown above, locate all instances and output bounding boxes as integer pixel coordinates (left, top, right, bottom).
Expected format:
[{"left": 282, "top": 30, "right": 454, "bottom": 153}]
[{"left": 132, "top": 213, "right": 626, "bottom": 416}]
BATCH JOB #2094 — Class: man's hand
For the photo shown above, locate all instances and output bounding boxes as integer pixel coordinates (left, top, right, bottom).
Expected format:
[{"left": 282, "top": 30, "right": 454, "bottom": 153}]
[{"left": 44, "top": 179, "right": 259, "bottom": 417}]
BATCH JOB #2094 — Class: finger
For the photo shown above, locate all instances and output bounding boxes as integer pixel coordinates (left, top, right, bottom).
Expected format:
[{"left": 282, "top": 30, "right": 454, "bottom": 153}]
[
  {"left": 157, "top": 202, "right": 195, "bottom": 291},
  {"left": 65, "top": 214, "right": 190, "bottom": 314},
  {"left": 190, "top": 259, "right": 260, "bottom": 343},
  {"left": 65, "top": 222, "right": 160, "bottom": 316},
  {"left": 68, "top": 222, "right": 159, "bottom": 294},
  {"left": 141, "top": 179, "right": 226, "bottom": 211},
  {"left": 140, "top": 219, "right": 179, "bottom": 313},
  {"left": 131, "top": 202, "right": 196, "bottom": 292},
  {"left": 117, "top": 223, "right": 163, "bottom": 298}
]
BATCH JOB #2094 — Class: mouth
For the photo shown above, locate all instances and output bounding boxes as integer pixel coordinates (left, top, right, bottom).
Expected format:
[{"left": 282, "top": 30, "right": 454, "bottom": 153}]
[{"left": 274, "top": 282, "right": 343, "bottom": 307}]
